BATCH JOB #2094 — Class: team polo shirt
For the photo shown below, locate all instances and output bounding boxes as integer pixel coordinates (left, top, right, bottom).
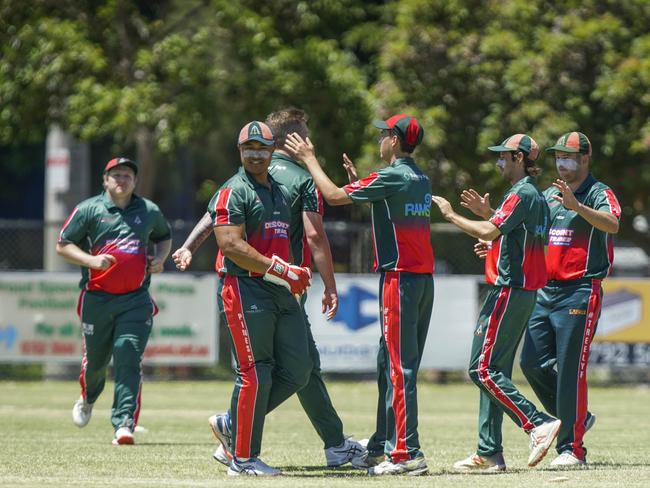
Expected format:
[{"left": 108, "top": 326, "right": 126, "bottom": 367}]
[
  {"left": 343, "top": 157, "right": 434, "bottom": 274},
  {"left": 486, "top": 176, "right": 549, "bottom": 290},
  {"left": 58, "top": 192, "right": 171, "bottom": 294},
  {"left": 209, "top": 167, "right": 292, "bottom": 277},
  {"left": 268, "top": 153, "right": 324, "bottom": 268},
  {"left": 544, "top": 173, "right": 621, "bottom": 281}
]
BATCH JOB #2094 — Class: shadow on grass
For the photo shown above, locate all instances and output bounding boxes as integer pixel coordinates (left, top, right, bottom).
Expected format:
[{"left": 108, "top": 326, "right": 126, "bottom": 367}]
[{"left": 277, "top": 465, "right": 368, "bottom": 477}]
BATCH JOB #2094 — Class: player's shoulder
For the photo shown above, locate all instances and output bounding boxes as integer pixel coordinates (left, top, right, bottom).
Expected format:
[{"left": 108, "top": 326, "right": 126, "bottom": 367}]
[
  {"left": 73, "top": 194, "right": 104, "bottom": 215},
  {"left": 138, "top": 196, "right": 165, "bottom": 215}
]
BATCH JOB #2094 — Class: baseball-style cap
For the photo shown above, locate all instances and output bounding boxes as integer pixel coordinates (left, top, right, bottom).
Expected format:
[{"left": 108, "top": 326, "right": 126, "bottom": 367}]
[
  {"left": 104, "top": 157, "right": 138, "bottom": 175},
  {"left": 545, "top": 131, "right": 592, "bottom": 155},
  {"left": 373, "top": 114, "right": 424, "bottom": 147},
  {"left": 238, "top": 121, "right": 274, "bottom": 145},
  {"left": 488, "top": 134, "right": 540, "bottom": 161}
]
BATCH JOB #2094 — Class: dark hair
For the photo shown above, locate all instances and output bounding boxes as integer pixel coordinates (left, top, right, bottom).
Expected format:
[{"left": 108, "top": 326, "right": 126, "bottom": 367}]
[
  {"left": 391, "top": 129, "right": 416, "bottom": 154},
  {"left": 265, "top": 108, "right": 309, "bottom": 147},
  {"left": 516, "top": 151, "right": 542, "bottom": 177}
]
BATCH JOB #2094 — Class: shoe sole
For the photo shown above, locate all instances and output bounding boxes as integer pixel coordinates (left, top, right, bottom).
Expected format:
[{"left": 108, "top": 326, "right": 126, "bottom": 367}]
[
  {"left": 213, "top": 447, "right": 230, "bottom": 466},
  {"left": 209, "top": 417, "right": 233, "bottom": 462},
  {"left": 528, "top": 421, "right": 561, "bottom": 467}
]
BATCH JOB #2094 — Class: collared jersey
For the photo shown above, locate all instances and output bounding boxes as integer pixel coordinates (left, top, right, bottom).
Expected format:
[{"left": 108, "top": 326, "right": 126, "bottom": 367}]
[
  {"left": 544, "top": 173, "right": 621, "bottom": 281},
  {"left": 58, "top": 192, "right": 171, "bottom": 294},
  {"left": 343, "top": 157, "right": 434, "bottom": 274},
  {"left": 268, "top": 153, "right": 324, "bottom": 268},
  {"left": 209, "top": 167, "right": 292, "bottom": 277},
  {"left": 486, "top": 176, "right": 549, "bottom": 290}
]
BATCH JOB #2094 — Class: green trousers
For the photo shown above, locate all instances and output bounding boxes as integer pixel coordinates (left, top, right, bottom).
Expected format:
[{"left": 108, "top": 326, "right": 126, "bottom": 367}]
[
  {"left": 77, "top": 288, "right": 156, "bottom": 431},
  {"left": 469, "top": 285, "right": 551, "bottom": 457},
  {"left": 218, "top": 275, "right": 312, "bottom": 459},
  {"left": 366, "top": 272, "right": 434, "bottom": 462},
  {"left": 293, "top": 293, "right": 345, "bottom": 449},
  {"left": 520, "top": 278, "right": 602, "bottom": 460}
]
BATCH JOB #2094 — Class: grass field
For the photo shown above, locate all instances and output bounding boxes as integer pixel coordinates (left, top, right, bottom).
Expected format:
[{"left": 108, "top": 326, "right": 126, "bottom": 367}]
[{"left": 1, "top": 379, "right": 648, "bottom": 487}]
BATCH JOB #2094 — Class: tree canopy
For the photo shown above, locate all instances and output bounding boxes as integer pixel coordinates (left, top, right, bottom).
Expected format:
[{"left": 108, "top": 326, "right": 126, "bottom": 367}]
[{"left": 1, "top": 0, "right": 649, "bottom": 250}]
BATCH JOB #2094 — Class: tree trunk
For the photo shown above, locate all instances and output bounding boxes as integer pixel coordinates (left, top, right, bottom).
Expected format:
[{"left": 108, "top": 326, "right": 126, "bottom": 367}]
[{"left": 136, "top": 126, "right": 156, "bottom": 198}]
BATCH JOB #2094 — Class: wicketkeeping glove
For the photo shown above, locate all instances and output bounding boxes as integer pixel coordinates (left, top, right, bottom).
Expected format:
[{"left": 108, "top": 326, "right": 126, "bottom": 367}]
[{"left": 263, "top": 255, "right": 312, "bottom": 296}]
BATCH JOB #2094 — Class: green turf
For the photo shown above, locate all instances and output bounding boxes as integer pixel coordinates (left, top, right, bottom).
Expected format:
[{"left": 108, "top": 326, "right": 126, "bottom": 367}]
[{"left": 0, "top": 380, "right": 648, "bottom": 487}]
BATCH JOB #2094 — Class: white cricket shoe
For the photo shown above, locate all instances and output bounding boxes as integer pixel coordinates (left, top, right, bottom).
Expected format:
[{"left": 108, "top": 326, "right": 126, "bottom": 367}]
[
  {"left": 112, "top": 427, "right": 134, "bottom": 445},
  {"left": 367, "top": 457, "right": 428, "bottom": 476},
  {"left": 227, "top": 457, "right": 282, "bottom": 476},
  {"left": 209, "top": 413, "right": 232, "bottom": 451},
  {"left": 325, "top": 437, "right": 366, "bottom": 468},
  {"left": 528, "top": 419, "right": 561, "bottom": 467},
  {"left": 213, "top": 444, "right": 231, "bottom": 466},
  {"left": 352, "top": 438, "right": 384, "bottom": 468},
  {"left": 71, "top": 397, "right": 94, "bottom": 428},
  {"left": 453, "top": 452, "right": 507, "bottom": 472},
  {"left": 550, "top": 452, "right": 587, "bottom": 468}
]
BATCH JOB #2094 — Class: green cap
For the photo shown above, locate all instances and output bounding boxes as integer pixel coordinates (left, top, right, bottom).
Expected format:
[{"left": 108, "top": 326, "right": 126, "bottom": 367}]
[
  {"left": 488, "top": 134, "right": 540, "bottom": 161},
  {"left": 545, "top": 132, "right": 592, "bottom": 155}
]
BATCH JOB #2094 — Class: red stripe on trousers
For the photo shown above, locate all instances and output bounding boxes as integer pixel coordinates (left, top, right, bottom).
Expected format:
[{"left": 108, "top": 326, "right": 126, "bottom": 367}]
[
  {"left": 383, "top": 272, "right": 409, "bottom": 462},
  {"left": 77, "top": 290, "right": 88, "bottom": 400},
  {"left": 134, "top": 362, "right": 143, "bottom": 426},
  {"left": 222, "top": 275, "right": 258, "bottom": 459},
  {"left": 478, "top": 287, "right": 535, "bottom": 430},
  {"left": 571, "top": 279, "right": 601, "bottom": 460}
]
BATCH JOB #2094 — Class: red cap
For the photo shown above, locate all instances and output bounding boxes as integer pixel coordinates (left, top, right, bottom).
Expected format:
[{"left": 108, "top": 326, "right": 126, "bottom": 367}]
[{"left": 104, "top": 157, "right": 138, "bottom": 175}]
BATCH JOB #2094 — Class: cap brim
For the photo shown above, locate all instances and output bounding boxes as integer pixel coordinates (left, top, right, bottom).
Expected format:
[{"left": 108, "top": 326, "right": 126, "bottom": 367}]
[
  {"left": 487, "top": 145, "right": 515, "bottom": 152},
  {"left": 239, "top": 136, "right": 274, "bottom": 146},
  {"left": 545, "top": 145, "right": 579, "bottom": 153},
  {"left": 372, "top": 119, "right": 390, "bottom": 130}
]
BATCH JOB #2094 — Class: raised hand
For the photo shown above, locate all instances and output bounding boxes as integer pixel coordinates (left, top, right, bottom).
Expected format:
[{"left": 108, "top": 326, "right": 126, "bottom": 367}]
[
  {"left": 342, "top": 153, "right": 359, "bottom": 183},
  {"left": 284, "top": 133, "right": 316, "bottom": 164},
  {"left": 461, "top": 189, "right": 492, "bottom": 219},
  {"left": 552, "top": 179, "right": 580, "bottom": 211}
]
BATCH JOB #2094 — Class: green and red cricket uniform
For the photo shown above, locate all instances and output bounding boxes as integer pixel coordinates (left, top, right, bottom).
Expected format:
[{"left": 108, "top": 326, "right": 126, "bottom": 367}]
[
  {"left": 59, "top": 192, "right": 171, "bottom": 431},
  {"left": 210, "top": 167, "right": 312, "bottom": 460},
  {"left": 470, "top": 176, "right": 552, "bottom": 457},
  {"left": 521, "top": 173, "right": 621, "bottom": 460},
  {"left": 343, "top": 157, "right": 434, "bottom": 462},
  {"left": 269, "top": 153, "right": 346, "bottom": 449}
]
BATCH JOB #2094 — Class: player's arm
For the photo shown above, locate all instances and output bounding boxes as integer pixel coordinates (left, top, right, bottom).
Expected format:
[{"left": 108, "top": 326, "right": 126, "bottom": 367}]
[
  {"left": 432, "top": 195, "right": 501, "bottom": 241},
  {"left": 284, "top": 133, "right": 352, "bottom": 206},
  {"left": 56, "top": 242, "right": 116, "bottom": 270},
  {"left": 303, "top": 211, "right": 338, "bottom": 319},
  {"left": 551, "top": 180, "right": 619, "bottom": 234},
  {"left": 148, "top": 239, "right": 172, "bottom": 273},
  {"left": 216, "top": 224, "right": 311, "bottom": 295},
  {"left": 215, "top": 224, "right": 272, "bottom": 274},
  {"left": 172, "top": 212, "right": 213, "bottom": 271}
]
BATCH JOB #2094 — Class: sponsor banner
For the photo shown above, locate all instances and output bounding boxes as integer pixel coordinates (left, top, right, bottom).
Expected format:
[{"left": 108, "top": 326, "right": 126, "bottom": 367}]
[
  {"left": 305, "top": 275, "right": 478, "bottom": 372},
  {"left": 590, "top": 278, "right": 650, "bottom": 366},
  {"left": 0, "top": 272, "right": 218, "bottom": 365}
]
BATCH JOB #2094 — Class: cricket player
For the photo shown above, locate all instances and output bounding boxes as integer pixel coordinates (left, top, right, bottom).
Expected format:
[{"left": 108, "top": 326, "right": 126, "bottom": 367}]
[
  {"left": 57, "top": 157, "right": 172, "bottom": 445},
  {"left": 519, "top": 132, "right": 620, "bottom": 467},
  {"left": 172, "top": 109, "right": 365, "bottom": 468},
  {"left": 285, "top": 114, "right": 434, "bottom": 476},
  {"left": 432, "top": 134, "right": 561, "bottom": 471},
  {"left": 205, "top": 121, "right": 313, "bottom": 476}
]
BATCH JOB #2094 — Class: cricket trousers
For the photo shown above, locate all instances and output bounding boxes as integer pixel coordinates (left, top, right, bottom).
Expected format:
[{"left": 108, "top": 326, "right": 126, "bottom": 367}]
[
  {"left": 77, "top": 288, "right": 156, "bottom": 431},
  {"left": 366, "top": 271, "right": 434, "bottom": 462},
  {"left": 520, "top": 278, "right": 602, "bottom": 460},
  {"left": 218, "top": 275, "right": 312, "bottom": 459},
  {"left": 293, "top": 293, "right": 345, "bottom": 449},
  {"left": 470, "top": 285, "right": 551, "bottom": 456}
]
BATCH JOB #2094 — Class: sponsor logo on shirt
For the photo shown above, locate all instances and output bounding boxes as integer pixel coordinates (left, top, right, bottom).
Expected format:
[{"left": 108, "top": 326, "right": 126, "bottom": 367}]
[
  {"left": 104, "top": 238, "right": 143, "bottom": 254},
  {"left": 264, "top": 221, "right": 289, "bottom": 239},
  {"left": 134, "top": 216, "right": 142, "bottom": 225},
  {"left": 404, "top": 193, "right": 432, "bottom": 217},
  {"left": 549, "top": 228, "right": 574, "bottom": 246},
  {"left": 81, "top": 322, "right": 94, "bottom": 335},
  {"left": 569, "top": 309, "right": 587, "bottom": 315},
  {"left": 100, "top": 215, "right": 119, "bottom": 223}
]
